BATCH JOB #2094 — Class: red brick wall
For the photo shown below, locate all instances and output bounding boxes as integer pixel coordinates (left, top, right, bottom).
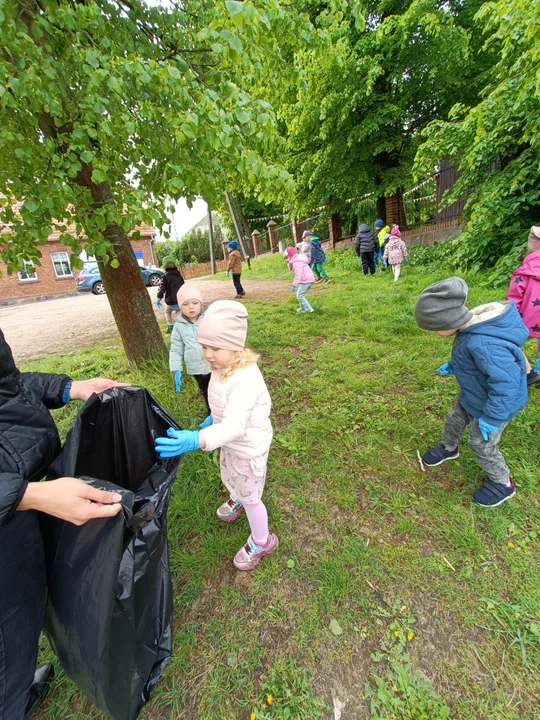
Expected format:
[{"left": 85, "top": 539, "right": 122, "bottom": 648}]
[{"left": 0, "top": 235, "right": 155, "bottom": 304}]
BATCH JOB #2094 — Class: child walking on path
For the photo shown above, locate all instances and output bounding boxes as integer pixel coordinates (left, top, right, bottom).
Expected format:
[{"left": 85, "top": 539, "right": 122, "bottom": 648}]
[
  {"left": 415, "top": 277, "right": 528, "bottom": 507},
  {"left": 155, "top": 301, "right": 278, "bottom": 571},
  {"left": 169, "top": 282, "right": 212, "bottom": 412},
  {"left": 226, "top": 241, "right": 246, "bottom": 298},
  {"left": 303, "top": 230, "right": 330, "bottom": 283},
  {"left": 506, "top": 226, "right": 540, "bottom": 385},
  {"left": 156, "top": 256, "right": 185, "bottom": 333},
  {"left": 374, "top": 219, "right": 390, "bottom": 269},
  {"left": 289, "top": 246, "right": 316, "bottom": 313},
  {"left": 383, "top": 227, "right": 409, "bottom": 282}
]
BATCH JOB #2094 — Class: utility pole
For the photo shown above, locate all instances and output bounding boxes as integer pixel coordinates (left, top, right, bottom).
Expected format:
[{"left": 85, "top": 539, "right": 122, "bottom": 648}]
[
  {"left": 225, "top": 192, "right": 248, "bottom": 259},
  {"left": 207, "top": 209, "right": 216, "bottom": 275}
]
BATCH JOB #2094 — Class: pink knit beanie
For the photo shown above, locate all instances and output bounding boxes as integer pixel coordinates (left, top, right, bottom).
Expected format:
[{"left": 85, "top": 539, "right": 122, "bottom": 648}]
[
  {"left": 391, "top": 226, "right": 401, "bottom": 237},
  {"left": 197, "top": 300, "right": 247, "bottom": 351},
  {"left": 528, "top": 226, "right": 540, "bottom": 253},
  {"left": 177, "top": 282, "right": 203, "bottom": 306}
]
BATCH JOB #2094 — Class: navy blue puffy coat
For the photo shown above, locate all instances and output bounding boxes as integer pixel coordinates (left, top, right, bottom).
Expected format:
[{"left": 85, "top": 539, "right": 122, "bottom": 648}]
[
  {"left": 450, "top": 301, "right": 528, "bottom": 426},
  {"left": 309, "top": 238, "right": 327, "bottom": 264}
]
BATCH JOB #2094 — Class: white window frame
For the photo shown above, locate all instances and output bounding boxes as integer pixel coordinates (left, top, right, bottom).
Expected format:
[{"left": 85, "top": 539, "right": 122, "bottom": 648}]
[
  {"left": 18, "top": 260, "right": 38, "bottom": 282},
  {"left": 50, "top": 251, "right": 72, "bottom": 278}
]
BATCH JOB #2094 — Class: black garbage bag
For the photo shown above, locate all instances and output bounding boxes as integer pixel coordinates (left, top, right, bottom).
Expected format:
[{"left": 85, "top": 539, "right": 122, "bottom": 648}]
[{"left": 40, "top": 386, "right": 181, "bottom": 720}]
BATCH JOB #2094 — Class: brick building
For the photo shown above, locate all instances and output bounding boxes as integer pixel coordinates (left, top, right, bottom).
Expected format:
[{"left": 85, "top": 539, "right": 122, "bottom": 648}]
[{"left": 0, "top": 223, "right": 156, "bottom": 305}]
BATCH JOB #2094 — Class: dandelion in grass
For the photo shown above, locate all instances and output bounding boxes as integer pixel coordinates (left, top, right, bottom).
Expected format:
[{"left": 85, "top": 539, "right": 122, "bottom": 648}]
[
  {"left": 250, "top": 713, "right": 256, "bottom": 720},
  {"left": 407, "top": 632, "right": 414, "bottom": 641},
  {"left": 267, "top": 694, "right": 274, "bottom": 705},
  {"left": 508, "top": 541, "right": 515, "bottom": 548}
]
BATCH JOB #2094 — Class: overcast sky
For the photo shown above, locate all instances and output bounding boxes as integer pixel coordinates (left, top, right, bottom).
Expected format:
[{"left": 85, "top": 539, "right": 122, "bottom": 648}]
[{"left": 157, "top": 197, "right": 209, "bottom": 242}]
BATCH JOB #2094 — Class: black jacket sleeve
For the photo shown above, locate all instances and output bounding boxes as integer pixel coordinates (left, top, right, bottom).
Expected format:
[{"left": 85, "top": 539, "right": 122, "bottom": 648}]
[
  {"left": 20, "top": 372, "right": 71, "bottom": 409},
  {"left": 354, "top": 233, "right": 361, "bottom": 256},
  {"left": 157, "top": 275, "right": 166, "bottom": 300},
  {"left": 0, "top": 472, "right": 28, "bottom": 526}
]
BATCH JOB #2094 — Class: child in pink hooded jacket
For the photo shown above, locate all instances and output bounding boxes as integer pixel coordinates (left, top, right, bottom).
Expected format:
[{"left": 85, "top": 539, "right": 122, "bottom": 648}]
[
  {"left": 289, "top": 243, "right": 316, "bottom": 313},
  {"left": 155, "top": 300, "right": 278, "bottom": 571},
  {"left": 383, "top": 226, "right": 409, "bottom": 282},
  {"left": 506, "top": 226, "right": 540, "bottom": 385}
]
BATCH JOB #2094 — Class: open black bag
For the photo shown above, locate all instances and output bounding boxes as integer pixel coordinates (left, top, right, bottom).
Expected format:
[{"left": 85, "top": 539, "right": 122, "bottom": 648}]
[{"left": 40, "top": 387, "right": 181, "bottom": 720}]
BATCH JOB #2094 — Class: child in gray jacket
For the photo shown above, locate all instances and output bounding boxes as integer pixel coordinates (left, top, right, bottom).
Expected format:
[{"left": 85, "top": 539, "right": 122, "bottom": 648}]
[{"left": 169, "top": 283, "right": 211, "bottom": 411}]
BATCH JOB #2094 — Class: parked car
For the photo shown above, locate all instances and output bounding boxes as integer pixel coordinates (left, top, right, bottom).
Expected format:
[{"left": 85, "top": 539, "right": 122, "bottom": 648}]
[{"left": 76, "top": 264, "right": 164, "bottom": 295}]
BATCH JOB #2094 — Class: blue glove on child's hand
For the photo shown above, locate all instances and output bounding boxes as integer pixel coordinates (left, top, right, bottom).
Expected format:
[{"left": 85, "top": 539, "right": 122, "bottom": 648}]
[
  {"left": 291, "top": 285, "right": 297, "bottom": 293},
  {"left": 155, "top": 428, "right": 200, "bottom": 458},
  {"left": 173, "top": 370, "right": 182, "bottom": 392},
  {"left": 199, "top": 414, "right": 213, "bottom": 429},
  {"left": 226, "top": 271, "right": 230, "bottom": 278},
  {"left": 478, "top": 418, "right": 500, "bottom": 442},
  {"left": 534, "top": 358, "right": 540, "bottom": 373},
  {"left": 436, "top": 362, "right": 453, "bottom": 376},
  {"left": 156, "top": 298, "right": 162, "bottom": 309},
  {"left": 404, "top": 257, "right": 409, "bottom": 266}
]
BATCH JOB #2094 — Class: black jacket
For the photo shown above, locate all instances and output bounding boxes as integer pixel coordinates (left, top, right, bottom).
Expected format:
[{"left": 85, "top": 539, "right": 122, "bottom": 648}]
[
  {"left": 157, "top": 269, "right": 185, "bottom": 306},
  {"left": 0, "top": 329, "right": 70, "bottom": 525},
  {"left": 355, "top": 224, "right": 379, "bottom": 255}
]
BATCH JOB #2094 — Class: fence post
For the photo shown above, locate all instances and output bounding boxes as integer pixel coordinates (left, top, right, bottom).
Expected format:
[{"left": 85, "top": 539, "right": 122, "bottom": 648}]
[
  {"left": 267, "top": 220, "right": 278, "bottom": 253},
  {"left": 328, "top": 213, "right": 341, "bottom": 248},
  {"left": 292, "top": 219, "right": 302, "bottom": 245},
  {"left": 251, "top": 230, "right": 261, "bottom": 257}
]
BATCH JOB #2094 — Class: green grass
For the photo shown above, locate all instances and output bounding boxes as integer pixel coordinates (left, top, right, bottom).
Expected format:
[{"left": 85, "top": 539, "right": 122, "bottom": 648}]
[{"left": 26, "top": 252, "right": 540, "bottom": 719}]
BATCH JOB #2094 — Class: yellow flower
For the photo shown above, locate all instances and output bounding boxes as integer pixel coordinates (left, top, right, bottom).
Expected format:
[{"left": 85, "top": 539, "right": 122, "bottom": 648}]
[
  {"left": 394, "top": 630, "right": 400, "bottom": 637},
  {"left": 250, "top": 713, "right": 256, "bottom": 720},
  {"left": 267, "top": 694, "right": 273, "bottom": 705},
  {"left": 508, "top": 541, "right": 515, "bottom": 548},
  {"left": 407, "top": 632, "right": 414, "bottom": 641}
]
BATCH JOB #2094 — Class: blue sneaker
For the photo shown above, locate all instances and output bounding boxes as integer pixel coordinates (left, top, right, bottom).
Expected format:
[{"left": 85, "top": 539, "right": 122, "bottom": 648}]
[
  {"left": 422, "top": 443, "right": 459, "bottom": 467},
  {"left": 473, "top": 479, "right": 516, "bottom": 507}
]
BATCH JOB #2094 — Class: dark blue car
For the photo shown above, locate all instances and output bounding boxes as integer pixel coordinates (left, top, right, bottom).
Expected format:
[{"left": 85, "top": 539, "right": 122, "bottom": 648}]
[{"left": 75, "top": 264, "right": 164, "bottom": 295}]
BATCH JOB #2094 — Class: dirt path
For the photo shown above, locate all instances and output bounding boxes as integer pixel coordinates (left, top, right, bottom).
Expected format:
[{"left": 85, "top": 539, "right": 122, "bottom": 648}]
[{"left": 0, "top": 278, "right": 291, "bottom": 362}]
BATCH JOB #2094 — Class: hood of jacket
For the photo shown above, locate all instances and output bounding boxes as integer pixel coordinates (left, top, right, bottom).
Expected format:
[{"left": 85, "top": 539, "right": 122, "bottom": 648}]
[
  {"left": 514, "top": 250, "right": 540, "bottom": 279},
  {"left": 290, "top": 253, "right": 310, "bottom": 267},
  {"left": 460, "top": 301, "right": 529, "bottom": 347},
  {"left": 0, "top": 329, "right": 18, "bottom": 382},
  {"left": 357, "top": 223, "right": 372, "bottom": 235},
  {"left": 165, "top": 268, "right": 182, "bottom": 277}
]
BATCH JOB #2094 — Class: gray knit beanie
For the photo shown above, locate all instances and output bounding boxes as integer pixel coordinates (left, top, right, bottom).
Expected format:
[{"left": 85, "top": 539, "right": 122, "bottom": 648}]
[{"left": 415, "top": 276, "right": 473, "bottom": 331}]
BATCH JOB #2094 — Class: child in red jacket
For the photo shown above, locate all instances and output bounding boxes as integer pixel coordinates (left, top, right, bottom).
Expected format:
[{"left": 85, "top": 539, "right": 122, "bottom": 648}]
[{"left": 506, "top": 226, "right": 540, "bottom": 385}]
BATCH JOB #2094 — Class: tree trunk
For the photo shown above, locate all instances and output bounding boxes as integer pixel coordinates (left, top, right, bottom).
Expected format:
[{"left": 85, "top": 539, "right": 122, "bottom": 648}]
[
  {"left": 97, "top": 223, "right": 166, "bottom": 365},
  {"left": 376, "top": 196, "right": 386, "bottom": 224}
]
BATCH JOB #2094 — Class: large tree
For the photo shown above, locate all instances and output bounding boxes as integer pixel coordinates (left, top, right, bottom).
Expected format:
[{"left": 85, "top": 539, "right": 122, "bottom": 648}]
[
  {"left": 415, "top": 0, "right": 540, "bottom": 273},
  {"left": 279, "top": 0, "right": 489, "bottom": 223},
  {"left": 0, "top": 0, "right": 296, "bottom": 363}
]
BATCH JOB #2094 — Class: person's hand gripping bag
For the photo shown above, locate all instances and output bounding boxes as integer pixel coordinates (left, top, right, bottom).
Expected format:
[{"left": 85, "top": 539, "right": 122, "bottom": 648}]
[{"left": 39, "top": 387, "right": 182, "bottom": 720}]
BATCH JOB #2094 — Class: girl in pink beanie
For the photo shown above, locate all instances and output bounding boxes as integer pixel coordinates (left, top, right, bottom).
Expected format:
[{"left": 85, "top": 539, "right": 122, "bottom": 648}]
[
  {"left": 383, "top": 226, "right": 409, "bottom": 282},
  {"left": 506, "top": 226, "right": 540, "bottom": 384},
  {"left": 155, "top": 300, "right": 278, "bottom": 571}
]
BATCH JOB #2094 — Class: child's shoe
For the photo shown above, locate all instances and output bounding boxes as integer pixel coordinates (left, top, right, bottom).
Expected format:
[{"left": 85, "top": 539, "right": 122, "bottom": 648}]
[
  {"left": 216, "top": 498, "right": 244, "bottom": 522},
  {"left": 473, "top": 478, "right": 516, "bottom": 507},
  {"left": 323, "top": 278, "right": 331, "bottom": 284},
  {"left": 233, "top": 533, "right": 279, "bottom": 571},
  {"left": 165, "top": 324, "right": 174, "bottom": 334},
  {"left": 526, "top": 370, "right": 540, "bottom": 386},
  {"left": 422, "top": 443, "right": 459, "bottom": 467}
]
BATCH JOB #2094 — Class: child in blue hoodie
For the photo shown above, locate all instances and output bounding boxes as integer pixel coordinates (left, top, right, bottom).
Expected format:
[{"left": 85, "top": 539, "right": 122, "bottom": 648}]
[{"left": 415, "top": 277, "right": 528, "bottom": 507}]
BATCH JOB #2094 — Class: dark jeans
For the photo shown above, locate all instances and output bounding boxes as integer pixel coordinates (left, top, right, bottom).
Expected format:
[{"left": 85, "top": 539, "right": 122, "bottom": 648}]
[
  {"left": 0, "top": 510, "right": 46, "bottom": 720},
  {"left": 194, "top": 373, "right": 211, "bottom": 413},
  {"left": 361, "top": 251, "right": 375, "bottom": 275},
  {"left": 232, "top": 274, "right": 245, "bottom": 296}
]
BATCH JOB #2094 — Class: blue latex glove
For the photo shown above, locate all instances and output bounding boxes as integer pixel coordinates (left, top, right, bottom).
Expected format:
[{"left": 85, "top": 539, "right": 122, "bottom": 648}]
[
  {"left": 155, "top": 428, "right": 200, "bottom": 458},
  {"left": 291, "top": 285, "right": 297, "bottom": 293},
  {"left": 173, "top": 370, "right": 182, "bottom": 392},
  {"left": 534, "top": 358, "right": 540, "bottom": 373},
  {"left": 478, "top": 418, "right": 500, "bottom": 442},
  {"left": 156, "top": 298, "right": 162, "bottom": 309},
  {"left": 199, "top": 414, "right": 213, "bottom": 429},
  {"left": 404, "top": 257, "right": 409, "bottom": 266},
  {"left": 436, "top": 362, "right": 453, "bottom": 376},
  {"left": 226, "top": 270, "right": 230, "bottom": 278}
]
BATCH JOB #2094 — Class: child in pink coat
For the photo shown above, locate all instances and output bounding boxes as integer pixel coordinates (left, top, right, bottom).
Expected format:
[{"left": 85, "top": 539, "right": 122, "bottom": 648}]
[
  {"left": 289, "top": 244, "right": 316, "bottom": 313},
  {"left": 383, "top": 226, "right": 409, "bottom": 282},
  {"left": 155, "top": 301, "right": 278, "bottom": 571},
  {"left": 506, "top": 226, "right": 540, "bottom": 385}
]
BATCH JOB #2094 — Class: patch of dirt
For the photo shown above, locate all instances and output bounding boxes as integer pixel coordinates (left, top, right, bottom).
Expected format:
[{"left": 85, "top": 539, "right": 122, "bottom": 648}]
[{"left": 0, "top": 278, "right": 292, "bottom": 362}]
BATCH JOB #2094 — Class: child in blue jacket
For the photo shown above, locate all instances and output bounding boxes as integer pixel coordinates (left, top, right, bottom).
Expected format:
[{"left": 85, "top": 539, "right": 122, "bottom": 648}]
[
  {"left": 303, "top": 230, "right": 330, "bottom": 284},
  {"left": 415, "top": 277, "right": 528, "bottom": 507}
]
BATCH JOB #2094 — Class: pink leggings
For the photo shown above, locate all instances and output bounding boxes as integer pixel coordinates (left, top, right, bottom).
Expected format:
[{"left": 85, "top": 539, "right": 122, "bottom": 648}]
[{"left": 243, "top": 501, "right": 269, "bottom": 545}]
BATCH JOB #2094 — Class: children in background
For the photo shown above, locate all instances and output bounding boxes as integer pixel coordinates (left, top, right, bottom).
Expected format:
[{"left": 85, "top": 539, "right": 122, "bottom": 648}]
[
  {"left": 169, "top": 282, "right": 211, "bottom": 411},
  {"left": 374, "top": 219, "right": 388, "bottom": 269},
  {"left": 226, "top": 241, "right": 245, "bottom": 299},
  {"left": 415, "top": 277, "right": 528, "bottom": 507},
  {"left": 283, "top": 246, "right": 297, "bottom": 261},
  {"left": 289, "top": 245, "right": 316, "bottom": 313},
  {"left": 156, "top": 256, "right": 185, "bottom": 333},
  {"left": 383, "top": 227, "right": 409, "bottom": 282},
  {"left": 297, "top": 231, "right": 312, "bottom": 263},
  {"left": 506, "top": 226, "right": 540, "bottom": 385},
  {"left": 304, "top": 230, "right": 330, "bottom": 284},
  {"left": 354, "top": 224, "right": 379, "bottom": 275},
  {"left": 155, "top": 301, "right": 278, "bottom": 571}
]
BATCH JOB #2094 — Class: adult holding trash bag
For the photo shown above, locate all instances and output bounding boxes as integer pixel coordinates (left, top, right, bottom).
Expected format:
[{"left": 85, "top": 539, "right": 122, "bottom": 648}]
[{"left": 0, "top": 328, "right": 125, "bottom": 720}]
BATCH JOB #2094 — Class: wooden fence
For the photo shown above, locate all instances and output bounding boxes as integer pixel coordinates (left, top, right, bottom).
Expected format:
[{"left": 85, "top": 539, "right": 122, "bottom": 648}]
[{"left": 180, "top": 259, "right": 228, "bottom": 279}]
